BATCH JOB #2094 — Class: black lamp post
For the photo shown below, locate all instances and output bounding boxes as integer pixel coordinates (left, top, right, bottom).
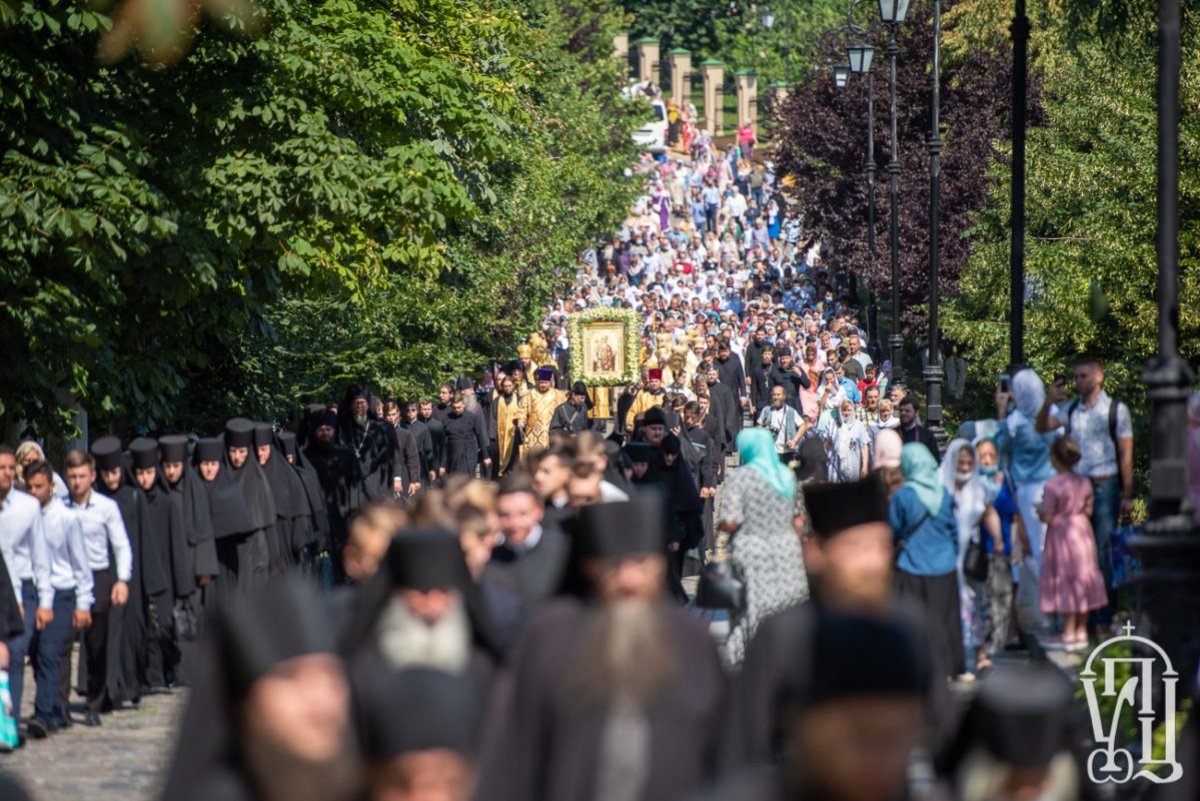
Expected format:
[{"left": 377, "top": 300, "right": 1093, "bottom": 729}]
[
  {"left": 878, "top": 0, "right": 909, "bottom": 384},
  {"left": 847, "top": 36, "right": 880, "bottom": 359},
  {"left": 1009, "top": 0, "right": 1029, "bottom": 369},
  {"left": 924, "top": 0, "right": 945, "bottom": 447},
  {"left": 1133, "top": 0, "right": 1200, "bottom": 693}
]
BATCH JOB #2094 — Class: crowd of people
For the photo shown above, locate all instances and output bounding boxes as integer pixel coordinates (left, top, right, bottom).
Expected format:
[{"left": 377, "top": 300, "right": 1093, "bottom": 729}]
[{"left": 0, "top": 138, "right": 1166, "bottom": 801}]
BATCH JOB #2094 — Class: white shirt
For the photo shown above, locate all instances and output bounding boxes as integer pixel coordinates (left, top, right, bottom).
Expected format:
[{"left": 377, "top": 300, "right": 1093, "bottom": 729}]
[
  {"left": 1052, "top": 391, "right": 1133, "bottom": 478},
  {"left": 0, "top": 488, "right": 53, "bottom": 608},
  {"left": 66, "top": 491, "right": 134, "bottom": 582},
  {"left": 40, "top": 497, "right": 95, "bottom": 610}
]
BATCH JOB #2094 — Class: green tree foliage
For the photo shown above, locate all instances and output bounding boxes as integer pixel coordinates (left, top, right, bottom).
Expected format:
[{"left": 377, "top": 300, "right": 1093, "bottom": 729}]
[
  {"left": 180, "top": 0, "right": 641, "bottom": 426},
  {"left": 943, "top": 2, "right": 1200, "bottom": 414},
  {"left": 627, "top": 0, "right": 845, "bottom": 86}
]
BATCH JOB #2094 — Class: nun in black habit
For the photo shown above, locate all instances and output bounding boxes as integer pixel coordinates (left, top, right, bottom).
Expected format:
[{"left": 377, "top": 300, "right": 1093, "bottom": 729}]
[
  {"left": 650, "top": 432, "right": 704, "bottom": 600},
  {"left": 204, "top": 420, "right": 274, "bottom": 597},
  {"left": 254, "top": 424, "right": 317, "bottom": 573},
  {"left": 158, "top": 435, "right": 219, "bottom": 685},
  {"left": 474, "top": 495, "right": 725, "bottom": 801},
  {"left": 276, "top": 431, "right": 332, "bottom": 561},
  {"left": 126, "top": 438, "right": 182, "bottom": 691},
  {"left": 161, "top": 579, "right": 362, "bottom": 801}
]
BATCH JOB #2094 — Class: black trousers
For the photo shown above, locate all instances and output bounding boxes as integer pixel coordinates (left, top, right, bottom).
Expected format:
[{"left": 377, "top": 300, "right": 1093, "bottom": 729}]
[{"left": 85, "top": 567, "right": 114, "bottom": 714}]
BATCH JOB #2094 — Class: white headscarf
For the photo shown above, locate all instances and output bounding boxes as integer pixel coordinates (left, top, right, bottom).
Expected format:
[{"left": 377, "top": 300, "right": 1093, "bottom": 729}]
[{"left": 1010, "top": 369, "right": 1046, "bottom": 420}]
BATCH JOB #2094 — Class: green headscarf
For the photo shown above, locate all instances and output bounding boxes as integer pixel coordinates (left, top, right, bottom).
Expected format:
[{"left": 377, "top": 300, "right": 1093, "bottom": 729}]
[
  {"left": 737, "top": 428, "right": 796, "bottom": 499},
  {"left": 900, "top": 442, "right": 945, "bottom": 517}
]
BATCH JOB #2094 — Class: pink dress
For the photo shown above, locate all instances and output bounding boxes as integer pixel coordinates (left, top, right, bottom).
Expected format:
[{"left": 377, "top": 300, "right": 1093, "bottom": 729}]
[{"left": 1039, "top": 472, "right": 1108, "bottom": 614}]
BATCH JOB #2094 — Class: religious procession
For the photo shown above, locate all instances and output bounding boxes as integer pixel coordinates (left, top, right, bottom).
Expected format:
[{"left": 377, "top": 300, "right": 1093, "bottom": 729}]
[{"left": 4, "top": 0, "right": 1200, "bottom": 799}]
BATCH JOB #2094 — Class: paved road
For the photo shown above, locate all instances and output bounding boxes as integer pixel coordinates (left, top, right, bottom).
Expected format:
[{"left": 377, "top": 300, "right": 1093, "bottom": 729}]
[{"left": 1, "top": 650, "right": 185, "bottom": 801}]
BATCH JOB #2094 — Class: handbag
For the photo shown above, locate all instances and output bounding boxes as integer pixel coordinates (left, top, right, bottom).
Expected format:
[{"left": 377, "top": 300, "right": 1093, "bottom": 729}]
[
  {"left": 962, "top": 534, "right": 990, "bottom": 583},
  {"left": 695, "top": 558, "right": 745, "bottom": 610}
]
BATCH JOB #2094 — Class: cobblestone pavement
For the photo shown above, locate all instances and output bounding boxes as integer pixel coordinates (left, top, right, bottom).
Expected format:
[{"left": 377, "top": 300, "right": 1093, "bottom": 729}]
[{"left": 2, "top": 648, "right": 185, "bottom": 801}]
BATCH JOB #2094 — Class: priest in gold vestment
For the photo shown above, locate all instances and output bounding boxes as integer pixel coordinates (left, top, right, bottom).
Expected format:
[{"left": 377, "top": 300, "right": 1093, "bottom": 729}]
[
  {"left": 490, "top": 374, "right": 525, "bottom": 476},
  {"left": 519, "top": 367, "right": 566, "bottom": 456},
  {"left": 624, "top": 368, "right": 667, "bottom": 431}
]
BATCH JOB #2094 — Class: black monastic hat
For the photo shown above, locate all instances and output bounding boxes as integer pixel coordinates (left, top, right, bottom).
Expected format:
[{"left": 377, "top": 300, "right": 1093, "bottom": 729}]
[
  {"left": 159, "top": 434, "right": 189, "bottom": 464},
  {"left": 224, "top": 418, "right": 256, "bottom": 449},
  {"left": 128, "top": 437, "right": 159, "bottom": 472},
  {"left": 576, "top": 495, "right": 668, "bottom": 559},
  {"left": 90, "top": 436, "right": 124, "bottom": 472},
  {"left": 193, "top": 438, "right": 223, "bottom": 464},
  {"left": 253, "top": 423, "right": 274, "bottom": 449},
  {"left": 803, "top": 474, "right": 891, "bottom": 538}
]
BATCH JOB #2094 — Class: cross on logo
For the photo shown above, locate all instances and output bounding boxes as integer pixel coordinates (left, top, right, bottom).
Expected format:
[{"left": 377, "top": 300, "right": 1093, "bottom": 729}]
[{"left": 1122, "top": 621, "right": 1136, "bottom": 637}]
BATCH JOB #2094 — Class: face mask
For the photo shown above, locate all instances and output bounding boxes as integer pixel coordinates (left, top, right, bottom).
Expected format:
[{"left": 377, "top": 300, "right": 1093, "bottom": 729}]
[
  {"left": 956, "top": 470, "right": 974, "bottom": 483},
  {"left": 979, "top": 465, "right": 999, "bottom": 477}
]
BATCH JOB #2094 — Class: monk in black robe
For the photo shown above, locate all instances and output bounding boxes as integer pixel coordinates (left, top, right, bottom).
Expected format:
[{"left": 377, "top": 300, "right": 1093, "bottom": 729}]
[
  {"left": 419, "top": 400, "right": 447, "bottom": 485},
  {"left": 722, "top": 475, "right": 954, "bottom": 771},
  {"left": 401, "top": 402, "right": 435, "bottom": 484},
  {"left": 337, "top": 384, "right": 402, "bottom": 500},
  {"left": 354, "top": 666, "right": 482, "bottom": 801},
  {"left": 689, "top": 613, "right": 928, "bottom": 801},
  {"left": 342, "top": 530, "right": 503, "bottom": 703},
  {"left": 162, "top": 580, "right": 361, "bottom": 801},
  {"left": 304, "top": 409, "right": 368, "bottom": 568},
  {"left": 443, "top": 393, "right": 490, "bottom": 477},
  {"left": 475, "top": 495, "right": 725, "bottom": 801}
]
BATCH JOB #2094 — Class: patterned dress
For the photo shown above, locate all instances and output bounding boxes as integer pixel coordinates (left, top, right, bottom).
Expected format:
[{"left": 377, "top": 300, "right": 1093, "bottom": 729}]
[{"left": 719, "top": 465, "right": 809, "bottom": 669}]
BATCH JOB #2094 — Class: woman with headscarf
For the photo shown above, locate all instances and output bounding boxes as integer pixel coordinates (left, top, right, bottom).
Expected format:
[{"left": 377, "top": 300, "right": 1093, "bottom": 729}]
[
  {"left": 994, "top": 369, "right": 1056, "bottom": 568},
  {"left": 718, "top": 428, "right": 809, "bottom": 669},
  {"left": 815, "top": 367, "right": 847, "bottom": 430},
  {"left": 873, "top": 429, "right": 904, "bottom": 497},
  {"left": 162, "top": 580, "right": 362, "bottom": 801},
  {"left": 823, "top": 397, "right": 870, "bottom": 483},
  {"left": 939, "top": 439, "right": 1004, "bottom": 677},
  {"left": 889, "top": 443, "right": 962, "bottom": 681}
]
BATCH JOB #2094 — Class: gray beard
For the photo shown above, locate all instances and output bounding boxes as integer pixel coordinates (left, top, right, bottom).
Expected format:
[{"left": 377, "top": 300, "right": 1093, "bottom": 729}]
[
  {"left": 564, "top": 599, "right": 677, "bottom": 710},
  {"left": 353, "top": 412, "right": 368, "bottom": 428},
  {"left": 377, "top": 597, "right": 471, "bottom": 675}
]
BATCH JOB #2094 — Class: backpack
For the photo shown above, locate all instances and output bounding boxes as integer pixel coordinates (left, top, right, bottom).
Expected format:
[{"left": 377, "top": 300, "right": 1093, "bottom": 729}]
[{"left": 1063, "top": 396, "right": 1121, "bottom": 452}]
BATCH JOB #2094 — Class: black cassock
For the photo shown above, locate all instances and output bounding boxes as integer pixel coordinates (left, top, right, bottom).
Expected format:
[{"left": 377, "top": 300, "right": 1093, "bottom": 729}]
[
  {"left": 720, "top": 601, "right": 954, "bottom": 773},
  {"left": 421, "top": 415, "right": 447, "bottom": 477},
  {"left": 475, "top": 597, "right": 725, "bottom": 801},
  {"left": 205, "top": 459, "right": 274, "bottom": 598},
  {"left": 443, "top": 410, "right": 487, "bottom": 476},
  {"left": 303, "top": 441, "right": 366, "bottom": 556},
  {"left": 165, "top": 466, "right": 218, "bottom": 685},
  {"left": 484, "top": 524, "right": 571, "bottom": 613},
  {"left": 133, "top": 479, "right": 186, "bottom": 690},
  {"left": 87, "top": 483, "right": 141, "bottom": 706},
  {"left": 261, "top": 445, "right": 316, "bottom": 570}
]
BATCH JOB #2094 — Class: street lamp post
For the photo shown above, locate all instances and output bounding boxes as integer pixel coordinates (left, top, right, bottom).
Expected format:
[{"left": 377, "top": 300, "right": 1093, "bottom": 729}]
[
  {"left": 1133, "top": 0, "right": 1200, "bottom": 691},
  {"left": 1009, "top": 0, "right": 1029, "bottom": 368},
  {"left": 878, "top": 0, "right": 909, "bottom": 384},
  {"left": 847, "top": 37, "right": 879, "bottom": 359},
  {"left": 925, "top": 0, "right": 945, "bottom": 447}
]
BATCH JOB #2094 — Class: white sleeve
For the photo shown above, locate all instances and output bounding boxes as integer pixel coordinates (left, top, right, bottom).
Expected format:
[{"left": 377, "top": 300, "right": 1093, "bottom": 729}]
[{"left": 1116, "top": 402, "right": 1134, "bottom": 439}]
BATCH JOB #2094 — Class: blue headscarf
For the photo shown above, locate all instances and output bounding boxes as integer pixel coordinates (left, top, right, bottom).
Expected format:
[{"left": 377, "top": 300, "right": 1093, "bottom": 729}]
[
  {"left": 737, "top": 428, "right": 796, "bottom": 499},
  {"left": 900, "top": 442, "right": 945, "bottom": 517}
]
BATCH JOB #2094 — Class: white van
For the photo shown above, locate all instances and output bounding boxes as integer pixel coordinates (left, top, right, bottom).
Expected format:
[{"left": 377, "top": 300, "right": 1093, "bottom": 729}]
[{"left": 631, "top": 98, "right": 668, "bottom": 153}]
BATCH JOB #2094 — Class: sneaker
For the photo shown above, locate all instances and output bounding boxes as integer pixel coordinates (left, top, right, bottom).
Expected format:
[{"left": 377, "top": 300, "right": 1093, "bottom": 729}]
[{"left": 1042, "top": 637, "right": 1071, "bottom": 651}]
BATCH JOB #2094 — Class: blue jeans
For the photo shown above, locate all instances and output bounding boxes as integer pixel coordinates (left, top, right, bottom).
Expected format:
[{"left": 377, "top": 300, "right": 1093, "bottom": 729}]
[
  {"left": 32, "top": 588, "right": 75, "bottom": 724},
  {"left": 6, "top": 581, "right": 37, "bottom": 720},
  {"left": 1091, "top": 477, "right": 1120, "bottom": 624}
]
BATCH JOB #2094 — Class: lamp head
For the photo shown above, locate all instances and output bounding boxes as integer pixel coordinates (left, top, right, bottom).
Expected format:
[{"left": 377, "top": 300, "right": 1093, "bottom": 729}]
[
  {"left": 848, "top": 42, "right": 875, "bottom": 74},
  {"left": 878, "top": 0, "right": 911, "bottom": 24}
]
